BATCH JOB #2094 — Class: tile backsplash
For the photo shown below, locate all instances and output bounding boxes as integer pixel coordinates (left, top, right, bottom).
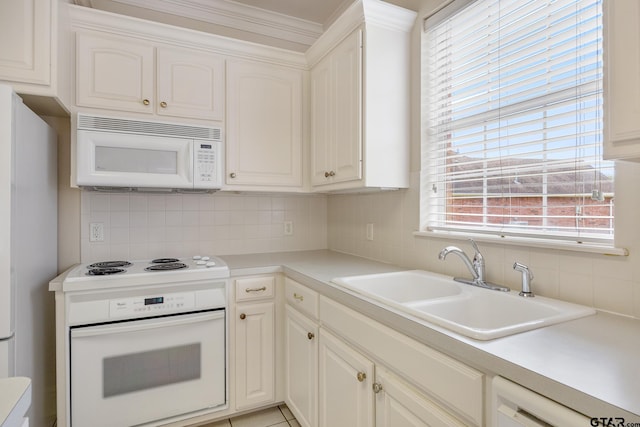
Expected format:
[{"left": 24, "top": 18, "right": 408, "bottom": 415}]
[{"left": 81, "top": 191, "right": 328, "bottom": 262}]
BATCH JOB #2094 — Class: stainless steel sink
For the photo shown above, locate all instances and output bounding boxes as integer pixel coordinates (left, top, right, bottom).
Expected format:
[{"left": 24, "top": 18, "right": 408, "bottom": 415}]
[{"left": 331, "top": 270, "right": 596, "bottom": 340}]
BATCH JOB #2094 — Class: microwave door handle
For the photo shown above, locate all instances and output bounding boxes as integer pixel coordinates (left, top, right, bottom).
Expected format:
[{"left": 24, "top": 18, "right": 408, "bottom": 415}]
[
  {"left": 70, "top": 311, "right": 224, "bottom": 339},
  {"left": 187, "top": 142, "right": 194, "bottom": 184}
]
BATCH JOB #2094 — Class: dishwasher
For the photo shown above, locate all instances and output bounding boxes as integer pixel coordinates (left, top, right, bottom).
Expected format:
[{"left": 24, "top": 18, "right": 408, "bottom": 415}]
[{"left": 492, "top": 376, "right": 591, "bottom": 427}]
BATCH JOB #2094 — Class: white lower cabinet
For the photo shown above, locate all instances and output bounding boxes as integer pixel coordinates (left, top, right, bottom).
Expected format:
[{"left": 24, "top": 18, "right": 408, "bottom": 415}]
[
  {"left": 318, "top": 329, "right": 375, "bottom": 427},
  {"left": 233, "top": 275, "right": 276, "bottom": 410},
  {"left": 283, "top": 277, "right": 484, "bottom": 427},
  {"left": 375, "top": 369, "right": 467, "bottom": 427},
  {"left": 285, "top": 305, "right": 318, "bottom": 427}
]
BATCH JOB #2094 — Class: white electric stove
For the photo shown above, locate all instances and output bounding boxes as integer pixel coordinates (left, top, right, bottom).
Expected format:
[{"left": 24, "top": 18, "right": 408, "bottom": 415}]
[{"left": 49, "top": 256, "right": 230, "bottom": 427}]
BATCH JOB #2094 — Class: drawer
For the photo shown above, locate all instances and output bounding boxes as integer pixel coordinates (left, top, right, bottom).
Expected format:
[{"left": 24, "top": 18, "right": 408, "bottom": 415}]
[
  {"left": 285, "top": 277, "right": 319, "bottom": 319},
  {"left": 235, "top": 275, "right": 275, "bottom": 302}
]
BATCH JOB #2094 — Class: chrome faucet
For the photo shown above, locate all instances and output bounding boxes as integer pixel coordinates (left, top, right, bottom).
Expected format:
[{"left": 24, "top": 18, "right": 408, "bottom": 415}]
[
  {"left": 438, "top": 239, "right": 509, "bottom": 292},
  {"left": 513, "top": 262, "right": 534, "bottom": 297}
]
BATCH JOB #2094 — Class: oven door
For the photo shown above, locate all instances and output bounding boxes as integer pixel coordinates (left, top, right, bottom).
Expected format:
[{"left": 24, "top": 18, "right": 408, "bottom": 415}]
[{"left": 70, "top": 310, "right": 225, "bottom": 427}]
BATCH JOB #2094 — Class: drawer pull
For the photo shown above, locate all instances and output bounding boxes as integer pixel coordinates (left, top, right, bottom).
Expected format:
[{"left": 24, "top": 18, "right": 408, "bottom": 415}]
[
  {"left": 293, "top": 293, "right": 304, "bottom": 302},
  {"left": 239, "top": 313, "right": 246, "bottom": 320},
  {"left": 245, "top": 286, "right": 267, "bottom": 293},
  {"left": 357, "top": 372, "right": 366, "bottom": 382},
  {"left": 307, "top": 332, "right": 315, "bottom": 340}
]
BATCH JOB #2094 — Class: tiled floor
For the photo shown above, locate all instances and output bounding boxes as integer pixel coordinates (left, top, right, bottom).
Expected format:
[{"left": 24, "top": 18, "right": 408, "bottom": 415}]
[{"left": 200, "top": 405, "right": 300, "bottom": 427}]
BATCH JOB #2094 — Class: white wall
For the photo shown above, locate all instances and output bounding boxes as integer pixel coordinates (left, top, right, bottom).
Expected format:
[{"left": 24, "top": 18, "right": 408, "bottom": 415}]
[
  {"left": 80, "top": 191, "right": 328, "bottom": 263},
  {"left": 326, "top": 0, "right": 640, "bottom": 319}
]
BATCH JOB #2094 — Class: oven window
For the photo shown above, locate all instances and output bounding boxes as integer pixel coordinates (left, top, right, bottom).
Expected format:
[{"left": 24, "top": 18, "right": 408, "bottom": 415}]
[{"left": 103, "top": 343, "right": 201, "bottom": 397}]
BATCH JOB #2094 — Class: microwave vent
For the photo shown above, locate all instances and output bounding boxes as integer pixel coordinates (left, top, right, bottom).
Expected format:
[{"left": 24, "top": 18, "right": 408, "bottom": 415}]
[{"left": 78, "top": 114, "right": 221, "bottom": 141}]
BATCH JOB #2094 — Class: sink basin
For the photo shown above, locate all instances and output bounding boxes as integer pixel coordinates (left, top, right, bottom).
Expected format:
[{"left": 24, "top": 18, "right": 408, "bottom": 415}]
[
  {"left": 331, "top": 270, "right": 462, "bottom": 304},
  {"left": 406, "top": 288, "right": 596, "bottom": 340},
  {"left": 331, "top": 270, "right": 596, "bottom": 340}
]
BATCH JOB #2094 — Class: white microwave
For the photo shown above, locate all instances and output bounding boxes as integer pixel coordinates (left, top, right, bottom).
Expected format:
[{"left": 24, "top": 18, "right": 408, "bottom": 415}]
[{"left": 76, "top": 114, "right": 223, "bottom": 192}]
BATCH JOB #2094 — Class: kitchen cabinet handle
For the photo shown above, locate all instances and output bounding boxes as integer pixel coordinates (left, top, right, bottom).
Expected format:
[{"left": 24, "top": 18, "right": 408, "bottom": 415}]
[
  {"left": 230, "top": 172, "right": 236, "bottom": 178},
  {"left": 142, "top": 99, "right": 150, "bottom": 106},
  {"left": 357, "top": 372, "right": 366, "bottom": 382},
  {"left": 372, "top": 382, "right": 383, "bottom": 394},
  {"left": 307, "top": 332, "right": 315, "bottom": 340},
  {"left": 239, "top": 313, "right": 246, "bottom": 320},
  {"left": 293, "top": 293, "right": 304, "bottom": 302},
  {"left": 160, "top": 101, "right": 167, "bottom": 108},
  {"left": 324, "top": 171, "right": 336, "bottom": 178},
  {"left": 245, "top": 286, "right": 267, "bottom": 293}
]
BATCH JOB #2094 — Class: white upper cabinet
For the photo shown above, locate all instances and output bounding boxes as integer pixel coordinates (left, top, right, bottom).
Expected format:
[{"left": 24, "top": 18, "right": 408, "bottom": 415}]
[
  {"left": 156, "top": 46, "right": 224, "bottom": 121},
  {"left": 0, "top": 0, "right": 72, "bottom": 112},
  {"left": 0, "top": 0, "right": 51, "bottom": 87},
  {"left": 307, "top": 0, "right": 416, "bottom": 192},
  {"left": 604, "top": 0, "right": 640, "bottom": 161},
  {"left": 76, "top": 31, "right": 224, "bottom": 121},
  {"left": 225, "top": 59, "right": 303, "bottom": 189},
  {"left": 310, "top": 29, "right": 362, "bottom": 186},
  {"left": 76, "top": 32, "right": 154, "bottom": 114}
]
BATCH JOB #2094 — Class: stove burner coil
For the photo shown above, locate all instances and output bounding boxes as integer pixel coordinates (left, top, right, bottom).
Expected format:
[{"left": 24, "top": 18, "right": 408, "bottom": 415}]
[
  {"left": 86, "top": 268, "right": 126, "bottom": 276},
  {"left": 144, "top": 262, "right": 188, "bottom": 271},
  {"left": 87, "top": 261, "right": 132, "bottom": 269},
  {"left": 151, "top": 258, "right": 180, "bottom": 264}
]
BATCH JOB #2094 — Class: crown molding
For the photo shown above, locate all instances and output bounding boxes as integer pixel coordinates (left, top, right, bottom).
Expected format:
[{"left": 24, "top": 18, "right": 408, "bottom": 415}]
[
  {"left": 77, "top": 0, "right": 324, "bottom": 47},
  {"left": 69, "top": 5, "right": 308, "bottom": 69},
  {"left": 306, "top": 0, "right": 416, "bottom": 67}
]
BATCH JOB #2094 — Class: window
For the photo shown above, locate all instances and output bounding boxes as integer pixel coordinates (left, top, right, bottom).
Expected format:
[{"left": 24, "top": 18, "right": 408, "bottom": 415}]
[{"left": 421, "top": 0, "right": 613, "bottom": 243}]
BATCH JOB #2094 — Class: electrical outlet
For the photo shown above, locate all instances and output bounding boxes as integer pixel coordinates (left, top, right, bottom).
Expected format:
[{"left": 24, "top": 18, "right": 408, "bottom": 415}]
[
  {"left": 90, "top": 222, "right": 104, "bottom": 242},
  {"left": 284, "top": 221, "right": 294, "bottom": 236},
  {"left": 366, "top": 223, "right": 374, "bottom": 241}
]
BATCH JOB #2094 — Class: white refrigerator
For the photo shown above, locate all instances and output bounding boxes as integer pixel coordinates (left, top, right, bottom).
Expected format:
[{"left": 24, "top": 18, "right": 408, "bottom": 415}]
[{"left": 0, "top": 84, "right": 58, "bottom": 427}]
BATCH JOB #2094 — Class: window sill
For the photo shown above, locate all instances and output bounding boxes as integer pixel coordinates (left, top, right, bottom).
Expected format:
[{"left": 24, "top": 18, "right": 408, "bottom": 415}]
[{"left": 413, "top": 230, "right": 629, "bottom": 256}]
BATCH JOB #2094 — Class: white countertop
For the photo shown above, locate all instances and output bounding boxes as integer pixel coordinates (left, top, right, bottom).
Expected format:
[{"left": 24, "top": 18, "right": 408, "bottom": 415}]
[
  {"left": 0, "top": 377, "right": 31, "bottom": 427},
  {"left": 221, "top": 250, "right": 640, "bottom": 421}
]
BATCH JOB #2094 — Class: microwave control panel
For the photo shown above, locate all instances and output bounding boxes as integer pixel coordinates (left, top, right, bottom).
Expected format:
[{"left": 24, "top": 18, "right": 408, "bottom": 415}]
[{"left": 195, "top": 141, "right": 221, "bottom": 187}]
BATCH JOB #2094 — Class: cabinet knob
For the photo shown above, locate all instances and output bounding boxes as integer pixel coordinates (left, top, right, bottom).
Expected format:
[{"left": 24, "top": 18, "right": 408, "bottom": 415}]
[
  {"left": 357, "top": 372, "right": 366, "bottom": 382},
  {"left": 324, "top": 171, "right": 336, "bottom": 178},
  {"left": 160, "top": 101, "right": 167, "bottom": 108},
  {"left": 324, "top": 171, "right": 330, "bottom": 178},
  {"left": 372, "top": 382, "right": 383, "bottom": 394},
  {"left": 230, "top": 172, "right": 236, "bottom": 178},
  {"left": 239, "top": 313, "right": 246, "bottom": 320},
  {"left": 307, "top": 332, "right": 315, "bottom": 340},
  {"left": 142, "top": 99, "right": 150, "bottom": 106}
]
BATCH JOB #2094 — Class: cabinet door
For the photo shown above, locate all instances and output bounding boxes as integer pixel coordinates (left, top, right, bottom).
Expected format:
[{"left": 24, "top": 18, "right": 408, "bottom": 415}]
[
  {"left": 331, "top": 29, "right": 363, "bottom": 184},
  {"left": 76, "top": 32, "right": 155, "bottom": 114},
  {"left": 604, "top": 0, "right": 640, "bottom": 160},
  {"left": 319, "top": 329, "right": 374, "bottom": 427},
  {"left": 310, "top": 54, "right": 334, "bottom": 186},
  {"left": 285, "top": 306, "right": 319, "bottom": 427},
  {"left": 0, "top": 0, "right": 50, "bottom": 86},
  {"left": 375, "top": 369, "right": 466, "bottom": 427},
  {"left": 156, "top": 46, "right": 224, "bottom": 121},
  {"left": 235, "top": 301, "right": 275, "bottom": 410},
  {"left": 226, "top": 59, "right": 303, "bottom": 187}
]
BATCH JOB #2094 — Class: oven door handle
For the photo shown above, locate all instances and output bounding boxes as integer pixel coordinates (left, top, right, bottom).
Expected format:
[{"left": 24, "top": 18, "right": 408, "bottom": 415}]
[{"left": 71, "top": 310, "right": 224, "bottom": 338}]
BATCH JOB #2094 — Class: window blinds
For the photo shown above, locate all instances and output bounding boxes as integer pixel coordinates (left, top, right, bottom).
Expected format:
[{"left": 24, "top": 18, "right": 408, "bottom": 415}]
[{"left": 422, "top": 0, "right": 612, "bottom": 242}]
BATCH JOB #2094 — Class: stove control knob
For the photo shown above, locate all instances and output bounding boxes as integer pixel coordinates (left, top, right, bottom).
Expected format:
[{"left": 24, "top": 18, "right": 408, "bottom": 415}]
[
  {"left": 193, "top": 255, "right": 202, "bottom": 260},
  {"left": 201, "top": 256, "right": 211, "bottom": 261},
  {"left": 206, "top": 262, "right": 217, "bottom": 267},
  {"left": 196, "top": 260, "right": 207, "bottom": 265}
]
